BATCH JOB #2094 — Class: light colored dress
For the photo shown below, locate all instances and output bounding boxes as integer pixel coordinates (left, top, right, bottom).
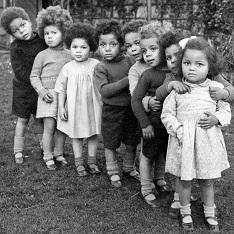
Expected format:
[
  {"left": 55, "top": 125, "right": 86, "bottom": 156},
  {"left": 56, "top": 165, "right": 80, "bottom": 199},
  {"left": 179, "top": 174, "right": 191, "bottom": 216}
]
[
  {"left": 54, "top": 58, "right": 102, "bottom": 138},
  {"left": 161, "top": 79, "right": 231, "bottom": 180}
]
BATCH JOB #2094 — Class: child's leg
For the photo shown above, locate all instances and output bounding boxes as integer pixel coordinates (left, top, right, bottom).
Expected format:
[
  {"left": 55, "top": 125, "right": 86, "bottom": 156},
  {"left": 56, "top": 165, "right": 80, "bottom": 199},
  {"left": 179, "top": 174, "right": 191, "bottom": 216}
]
[
  {"left": 122, "top": 144, "right": 140, "bottom": 180},
  {"left": 42, "top": 117, "right": 56, "bottom": 170},
  {"left": 179, "top": 179, "right": 194, "bottom": 230},
  {"left": 73, "top": 138, "right": 88, "bottom": 176},
  {"left": 199, "top": 179, "right": 219, "bottom": 231},
  {"left": 105, "top": 148, "right": 121, "bottom": 188},
  {"left": 169, "top": 177, "right": 180, "bottom": 218},
  {"left": 54, "top": 129, "right": 67, "bottom": 166},
  {"left": 87, "top": 135, "right": 100, "bottom": 174},
  {"left": 14, "top": 117, "right": 29, "bottom": 163},
  {"left": 140, "top": 153, "right": 159, "bottom": 207},
  {"left": 32, "top": 117, "right": 43, "bottom": 152}
]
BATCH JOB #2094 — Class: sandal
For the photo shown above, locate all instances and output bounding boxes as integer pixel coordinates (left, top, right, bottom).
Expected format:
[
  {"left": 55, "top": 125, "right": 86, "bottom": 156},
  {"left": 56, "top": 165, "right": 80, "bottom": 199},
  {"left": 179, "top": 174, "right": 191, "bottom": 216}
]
[
  {"left": 54, "top": 155, "right": 68, "bottom": 167},
  {"left": 109, "top": 174, "right": 122, "bottom": 188},
  {"left": 140, "top": 191, "right": 160, "bottom": 208},
  {"left": 180, "top": 214, "right": 194, "bottom": 231},
  {"left": 205, "top": 216, "right": 219, "bottom": 233},
  {"left": 44, "top": 159, "right": 56, "bottom": 170},
  {"left": 168, "top": 200, "right": 180, "bottom": 219},
  {"left": 15, "top": 152, "right": 24, "bottom": 164},
  {"left": 123, "top": 169, "right": 140, "bottom": 181},
  {"left": 88, "top": 164, "right": 101, "bottom": 175},
  {"left": 76, "top": 165, "right": 89, "bottom": 177},
  {"left": 154, "top": 179, "right": 171, "bottom": 193}
]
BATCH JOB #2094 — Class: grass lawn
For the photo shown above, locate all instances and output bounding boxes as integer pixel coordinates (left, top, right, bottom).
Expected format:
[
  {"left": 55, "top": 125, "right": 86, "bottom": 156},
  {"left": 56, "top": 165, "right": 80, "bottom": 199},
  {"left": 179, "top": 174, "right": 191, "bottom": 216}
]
[{"left": 0, "top": 51, "right": 234, "bottom": 234}]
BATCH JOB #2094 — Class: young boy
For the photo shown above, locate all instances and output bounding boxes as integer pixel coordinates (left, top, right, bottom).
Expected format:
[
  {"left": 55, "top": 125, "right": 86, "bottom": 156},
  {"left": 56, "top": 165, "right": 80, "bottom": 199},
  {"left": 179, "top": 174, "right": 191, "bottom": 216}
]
[
  {"left": 94, "top": 19, "right": 140, "bottom": 187},
  {"left": 0, "top": 7, "right": 47, "bottom": 163}
]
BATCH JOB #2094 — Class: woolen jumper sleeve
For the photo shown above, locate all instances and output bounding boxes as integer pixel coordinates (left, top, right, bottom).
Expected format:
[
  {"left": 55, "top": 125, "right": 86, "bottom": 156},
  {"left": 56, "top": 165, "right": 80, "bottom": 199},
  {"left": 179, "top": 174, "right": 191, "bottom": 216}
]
[
  {"left": 30, "top": 47, "right": 71, "bottom": 98},
  {"left": 131, "top": 67, "right": 166, "bottom": 128},
  {"left": 10, "top": 33, "right": 47, "bottom": 87},
  {"left": 94, "top": 55, "right": 134, "bottom": 106}
]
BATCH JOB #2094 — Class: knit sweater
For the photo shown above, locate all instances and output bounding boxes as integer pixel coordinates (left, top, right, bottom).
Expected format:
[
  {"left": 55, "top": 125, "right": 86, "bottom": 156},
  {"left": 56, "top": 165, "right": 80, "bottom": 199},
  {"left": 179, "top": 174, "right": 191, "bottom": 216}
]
[
  {"left": 10, "top": 33, "right": 47, "bottom": 88},
  {"left": 94, "top": 55, "right": 134, "bottom": 106},
  {"left": 30, "top": 47, "right": 71, "bottom": 98},
  {"left": 156, "top": 72, "right": 234, "bottom": 103},
  {"left": 131, "top": 67, "right": 166, "bottom": 128}
]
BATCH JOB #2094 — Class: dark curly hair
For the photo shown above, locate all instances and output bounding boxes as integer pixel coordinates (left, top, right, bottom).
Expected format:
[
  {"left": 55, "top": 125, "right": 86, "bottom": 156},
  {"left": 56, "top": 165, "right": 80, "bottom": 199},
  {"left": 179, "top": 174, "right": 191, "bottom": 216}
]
[
  {"left": 177, "top": 37, "right": 225, "bottom": 79},
  {"left": 95, "top": 19, "right": 124, "bottom": 46},
  {"left": 121, "top": 20, "right": 147, "bottom": 39},
  {"left": 160, "top": 30, "right": 184, "bottom": 66},
  {"left": 36, "top": 5, "right": 73, "bottom": 39},
  {"left": 0, "top": 7, "right": 30, "bottom": 35},
  {"left": 64, "top": 22, "right": 97, "bottom": 52}
]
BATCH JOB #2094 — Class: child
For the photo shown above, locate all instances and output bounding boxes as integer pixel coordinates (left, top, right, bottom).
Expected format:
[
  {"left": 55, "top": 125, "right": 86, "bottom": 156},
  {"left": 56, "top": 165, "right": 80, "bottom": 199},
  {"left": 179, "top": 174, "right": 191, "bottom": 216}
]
[
  {"left": 161, "top": 37, "right": 231, "bottom": 232},
  {"left": 131, "top": 23, "right": 168, "bottom": 207},
  {"left": 157, "top": 31, "right": 234, "bottom": 218},
  {"left": 94, "top": 19, "right": 140, "bottom": 188},
  {"left": 0, "top": 7, "right": 47, "bottom": 163},
  {"left": 54, "top": 22, "right": 102, "bottom": 176},
  {"left": 30, "top": 6, "right": 72, "bottom": 170},
  {"left": 125, "top": 22, "right": 169, "bottom": 195}
]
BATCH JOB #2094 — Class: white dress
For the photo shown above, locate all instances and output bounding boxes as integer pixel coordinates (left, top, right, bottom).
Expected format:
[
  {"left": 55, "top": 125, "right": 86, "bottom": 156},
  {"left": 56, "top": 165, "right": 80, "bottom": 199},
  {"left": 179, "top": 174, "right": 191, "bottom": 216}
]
[
  {"left": 161, "top": 79, "right": 231, "bottom": 180},
  {"left": 54, "top": 58, "right": 102, "bottom": 138}
]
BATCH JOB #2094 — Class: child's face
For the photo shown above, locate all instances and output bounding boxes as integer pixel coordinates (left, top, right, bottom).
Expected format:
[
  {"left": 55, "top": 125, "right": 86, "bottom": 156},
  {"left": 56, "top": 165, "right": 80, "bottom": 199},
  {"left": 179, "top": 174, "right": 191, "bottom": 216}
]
[
  {"left": 98, "top": 33, "right": 120, "bottom": 61},
  {"left": 9, "top": 18, "right": 33, "bottom": 41},
  {"left": 70, "top": 38, "right": 90, "bottom": 62},
  {"left": 124, "top": 32, "right": 141, "bottom": 61},
  {"left": 44, "top": 25, "right": 62, "bottom": 48},
  {"left": 165, "top": 44, "right": 180, "bottom": 74},
  {"left": 182, "top": 49, "right": 209, "bottom": 84},
  {"left": 140, "top": 37, "right": 160, "bottom": 67}
]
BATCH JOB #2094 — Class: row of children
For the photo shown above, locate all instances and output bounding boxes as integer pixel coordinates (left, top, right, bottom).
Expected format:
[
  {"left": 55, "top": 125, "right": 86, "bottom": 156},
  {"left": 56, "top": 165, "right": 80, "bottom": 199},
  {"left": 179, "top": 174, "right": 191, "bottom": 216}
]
[{"left": 1, "top": 5, "right": 233, "bottom": 232}]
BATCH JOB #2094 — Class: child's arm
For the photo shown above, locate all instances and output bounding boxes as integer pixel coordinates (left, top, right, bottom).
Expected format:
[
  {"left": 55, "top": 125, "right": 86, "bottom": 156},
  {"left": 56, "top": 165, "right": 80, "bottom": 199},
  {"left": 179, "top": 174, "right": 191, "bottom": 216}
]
[
  {"left": 54, "top": 66, "right": 68, "bottom": 121},
  {"left": 210, "top": 73, "right": 234, "bottom": 103},
  {"left": 156, "top": 73, "right": 190, "bottom": 102},
  {"left": 94, "top": 63, "right": 129, "bottom": 97},
  {"left": 30, "top": 53, "right": 52, "bottom": 102},
  {"left": 161, "top": 90, "right": 183, "bottom": 141}
]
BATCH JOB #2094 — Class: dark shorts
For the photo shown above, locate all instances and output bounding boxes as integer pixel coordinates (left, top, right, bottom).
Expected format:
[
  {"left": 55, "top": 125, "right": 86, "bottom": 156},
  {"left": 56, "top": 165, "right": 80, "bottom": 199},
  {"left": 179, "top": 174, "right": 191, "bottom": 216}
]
[
  {"left": 102, "top": 103, "right": 140, "bottom": 150},
  {"left": 12, "top": 82, "right": 38, "bottom": 119},
  {"left": 142, "top": 112, "right": 168, "bottom": 161}
]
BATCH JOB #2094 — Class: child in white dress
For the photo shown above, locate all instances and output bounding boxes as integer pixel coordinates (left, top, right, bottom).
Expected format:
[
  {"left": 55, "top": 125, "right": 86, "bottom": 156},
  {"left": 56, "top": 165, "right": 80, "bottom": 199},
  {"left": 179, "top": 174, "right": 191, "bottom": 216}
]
[
  {"left": 55, "top": 23, "right": 102, "bottom": 176},
  {"left": 161, "top": 37, "right": 231, "bottom": 232}
]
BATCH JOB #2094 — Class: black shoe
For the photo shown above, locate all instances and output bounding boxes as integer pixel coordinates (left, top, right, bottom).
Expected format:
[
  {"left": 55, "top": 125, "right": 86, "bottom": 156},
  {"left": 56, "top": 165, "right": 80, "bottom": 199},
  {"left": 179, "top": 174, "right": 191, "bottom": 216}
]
[
  {"left": 180, "top": 214, "right": 194, "bottom": 231},
  {"left": 140, "top": 192, "right": 160, "bottom": 208}
]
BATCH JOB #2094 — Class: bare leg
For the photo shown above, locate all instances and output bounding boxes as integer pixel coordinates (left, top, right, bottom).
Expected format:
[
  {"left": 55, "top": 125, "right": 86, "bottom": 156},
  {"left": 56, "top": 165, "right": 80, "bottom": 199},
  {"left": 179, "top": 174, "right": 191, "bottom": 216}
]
[{"left": 54, "top": 129, "right": 67, "bottom": 165}]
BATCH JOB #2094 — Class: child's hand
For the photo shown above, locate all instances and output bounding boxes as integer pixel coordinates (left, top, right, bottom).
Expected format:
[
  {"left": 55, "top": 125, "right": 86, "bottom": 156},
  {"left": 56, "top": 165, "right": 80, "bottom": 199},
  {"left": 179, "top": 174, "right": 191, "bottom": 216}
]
[
  {"left": 168, "top": 81, "right": 190, "bottom": 94},
  {"left": 149, "top": 97, "right": 162, "bottom": 111},
  {"left": 209, "top": 86, "right": 229, "bottom": 101},
  {"left": 43, "top": 93, "right": 54, "bottom": 103},
  {"left": 59, "top": 107, "right": 68, "bottom": 121},
  {"left": 142, "top": 125, "right": 154, "bottom": 139},
  {"left": 176, "top": 126, "right": 183, "bottom": 144},
  {"left": 198, "top": 111, "right": 219, "bottom": 129}
]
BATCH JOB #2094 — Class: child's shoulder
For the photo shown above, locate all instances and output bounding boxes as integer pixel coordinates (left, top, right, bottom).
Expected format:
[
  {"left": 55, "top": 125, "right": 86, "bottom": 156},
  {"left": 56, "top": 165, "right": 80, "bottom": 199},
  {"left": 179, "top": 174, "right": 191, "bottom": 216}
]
[{"left": 208, "top": 78, "right": 224, "bottom": 89}]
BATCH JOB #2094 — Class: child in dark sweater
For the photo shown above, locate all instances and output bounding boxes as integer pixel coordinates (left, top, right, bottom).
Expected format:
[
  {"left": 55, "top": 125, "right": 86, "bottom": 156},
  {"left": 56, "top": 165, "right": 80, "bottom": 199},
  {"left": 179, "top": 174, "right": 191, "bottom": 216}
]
[
  {"left": 94, "top": 20, "right": 140, "bottom": 187},
  {"left": 0, "top": 7, "right": 47, "bottom": 163}
]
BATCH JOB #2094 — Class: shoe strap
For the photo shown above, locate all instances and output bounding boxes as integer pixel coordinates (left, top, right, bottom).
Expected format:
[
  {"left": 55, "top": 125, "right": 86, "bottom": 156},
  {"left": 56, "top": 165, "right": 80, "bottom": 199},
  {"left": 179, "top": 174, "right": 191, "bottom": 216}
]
[{"left": 110, "top": 174, "right": 120, "bottom": 182}]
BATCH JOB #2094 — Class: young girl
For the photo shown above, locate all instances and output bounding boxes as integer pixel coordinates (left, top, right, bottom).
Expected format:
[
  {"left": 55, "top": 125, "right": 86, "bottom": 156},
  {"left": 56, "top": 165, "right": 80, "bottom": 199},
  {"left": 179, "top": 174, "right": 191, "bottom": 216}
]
[
  {"left": 131, "top": 23, "right": 169, "bottom": 207},
  {"left": 55, "top": 23, "right": 102, "bottom": 176},
  {"left": 30, "top": 6, "right": 72, "bottom": 170},
  {"left": 0, "top": 7, "right": 47, "bottom": 163},
  {"left": 161, "top": 37, "right": 231, "bottom": 232}
]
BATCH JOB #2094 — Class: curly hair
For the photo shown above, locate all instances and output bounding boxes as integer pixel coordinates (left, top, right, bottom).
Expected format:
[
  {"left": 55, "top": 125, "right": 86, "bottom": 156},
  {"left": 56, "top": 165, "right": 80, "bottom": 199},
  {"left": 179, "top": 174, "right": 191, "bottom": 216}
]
[
  {"left": 36, "top": 5, "right": 73, "bottom": 39},
  {"left": 177, "top": 37, "right": 225, "bottom": 79},
  {"left": 0, "top": 7, "right": 30, "bottom": 35},
  {"left": 64, "top": 22, "right": 97, "bottom": 52},
  {"left": 121, "top": 20, "right": 147, "bottom": 39},
  {"left": 160, "top": 30, "right": 184, "bottom": 66},
  {"left": 95, "top": 19, "right": 124, "bottom": 46}
]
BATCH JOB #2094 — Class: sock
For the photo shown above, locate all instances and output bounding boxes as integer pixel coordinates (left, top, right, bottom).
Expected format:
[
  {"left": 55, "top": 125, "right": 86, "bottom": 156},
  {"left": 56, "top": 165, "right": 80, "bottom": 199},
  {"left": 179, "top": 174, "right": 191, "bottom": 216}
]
[
  {"left": 14, "top": 136, "right": 24, "bottom": 154},
  {"left": 43, "top": 150, "right": 54, "bottom": 162},
  {"left": 106, "top": 161, "right": 119, "bottom": 176},
  {"left": 180, "top": 204, "right": 192, "bottom": 223},
  {"left": 87, "top": 156, "right": 97, "bottom": 165},
  {"left": 141, "top": 177, "right": 155, "bottom": 197},
  {"left": 54, "top": 150, "right": 65, "bottom": 162},
  {"left": 171, "top": 192, "right": 180, "bottom": 208},
  {"left": 155, "top": 178, "right": 167, "bottom": 187},
  {"left": 122, "top": 151, "right": 135, "bottom": 173},
  {"left": 74, "top": 157, "right": 84, "bottom": 167},
  {"left": 203, "top": 204, "right": 218, "bottom": 225}
]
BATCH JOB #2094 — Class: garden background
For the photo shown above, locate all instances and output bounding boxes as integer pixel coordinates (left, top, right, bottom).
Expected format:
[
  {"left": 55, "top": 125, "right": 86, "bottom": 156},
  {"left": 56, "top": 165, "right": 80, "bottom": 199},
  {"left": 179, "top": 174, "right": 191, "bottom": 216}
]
[{"left": 0, "top": 0, "right": 234, "bottom": 233}]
